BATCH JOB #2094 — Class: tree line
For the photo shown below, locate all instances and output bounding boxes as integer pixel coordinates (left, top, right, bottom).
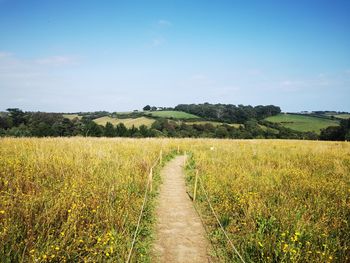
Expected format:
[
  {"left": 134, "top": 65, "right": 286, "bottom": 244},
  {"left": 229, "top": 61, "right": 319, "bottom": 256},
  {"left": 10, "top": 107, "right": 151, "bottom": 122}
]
[
  {"left": 174, "top": 103, "right": 281, "bottom": 123},
  {"left": 0, "top": 108, "right": 348, "bottom": 140}
]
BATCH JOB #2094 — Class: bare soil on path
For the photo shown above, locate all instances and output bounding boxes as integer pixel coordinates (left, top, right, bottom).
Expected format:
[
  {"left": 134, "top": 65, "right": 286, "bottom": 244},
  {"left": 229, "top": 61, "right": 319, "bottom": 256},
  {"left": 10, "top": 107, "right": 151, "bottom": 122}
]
[{"left": 152, "top": 155, "right": 213, "bottom": 263}]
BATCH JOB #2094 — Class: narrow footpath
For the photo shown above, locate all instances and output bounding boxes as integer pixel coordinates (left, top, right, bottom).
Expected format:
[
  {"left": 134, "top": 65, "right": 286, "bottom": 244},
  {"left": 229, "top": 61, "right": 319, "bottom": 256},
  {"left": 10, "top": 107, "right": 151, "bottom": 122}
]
[{"left": 152, "top": 156, "right": 213, "bottom": 263}]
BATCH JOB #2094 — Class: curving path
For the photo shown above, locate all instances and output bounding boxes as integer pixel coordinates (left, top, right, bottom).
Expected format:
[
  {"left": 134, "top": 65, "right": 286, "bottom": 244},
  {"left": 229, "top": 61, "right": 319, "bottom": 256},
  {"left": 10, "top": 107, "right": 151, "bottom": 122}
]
[{"left": 152, "top": 156, "right": 213, "bottom": 263}]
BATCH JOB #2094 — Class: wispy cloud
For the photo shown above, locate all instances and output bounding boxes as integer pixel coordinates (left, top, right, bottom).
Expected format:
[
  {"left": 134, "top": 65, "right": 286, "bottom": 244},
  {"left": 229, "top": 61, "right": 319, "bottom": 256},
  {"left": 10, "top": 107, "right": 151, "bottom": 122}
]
[
  {"left": 191, "top": 74, "right": 207, "bottom": 81},
  {"left": 0, "top": 51, "right": 12, "bottom": 58},
  {"left": 35, "top": 56, "right": 77, "bottom": 66},
  {"left": 279, "top": 76, "right": 333, "bottom": 92},
  {"left": 157, "top": 19, "right": 172, "bottom": 27},
  {"left": 152, "top": 37, "right": 166, "bottom": 47},
  {"left": 247, "top": 69, "right": 263, "bottom": 76}
]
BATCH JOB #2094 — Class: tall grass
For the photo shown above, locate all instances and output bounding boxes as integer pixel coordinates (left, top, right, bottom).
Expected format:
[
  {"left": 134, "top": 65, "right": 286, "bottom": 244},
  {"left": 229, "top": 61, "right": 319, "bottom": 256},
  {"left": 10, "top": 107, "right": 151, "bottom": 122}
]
[
  {"left": 1, "top": 138, "right": 349, "bottom": 262},
  {"left": 186, "top": 140, "right": 350, "bottom": 262},
  {"left": 0, "top": 137, "right": 174, "bottom": 262}
]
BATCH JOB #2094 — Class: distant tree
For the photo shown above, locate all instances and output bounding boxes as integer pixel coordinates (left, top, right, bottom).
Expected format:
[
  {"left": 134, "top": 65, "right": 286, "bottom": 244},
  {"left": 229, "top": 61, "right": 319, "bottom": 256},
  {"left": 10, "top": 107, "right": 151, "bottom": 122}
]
[
  {"left": 345, "top": 131, "right": 350, "bottom": 141},
  {"left": 215, "top": 126, "right": 229, "bottom": 138},
  {"left": 320, "top": 118, "right": 350, "bottom": 141},
  {"left": 104, "top": 122, "right": 115, "bottom": 137},
  {"left": 0, "top": 116, "right": 12, "bottom": 129},
  {"left": 151, "top": 106, "right": 157, "bottom": 111},
  {"left": 7, "top": 108, "right": 26, "bottom": 126},
  {"left": 32, "top": 122, "right": 53, "bottom": 137},
  {"left": 143, "top": 105, "right": 151, "bottom": 111},
  {"left": 57, "top": 118, "right": 76, "bottom": 136},
  {"left": 128, "top": 125, "right": 139, "bottom": 137},
  {"left": 139, "top": 124, "right": 149, "bottom": 137},
  {"left": 6, "top": 124, "right": 31, "bottom": 137},
  {"left": 83, "top": 121, "right": 103, "bottom": 137},
  {"left": 116, "top": 123, "right": 128, "bottom": 137},
  {"left": 320, "top": 126, "right": 343, "bottom": 141},
  {"left": 0, "top": 128, "right": 6, "bottom": 137},
  {"left": 174, "top": 103, "right": 281, "bottom": 123}
]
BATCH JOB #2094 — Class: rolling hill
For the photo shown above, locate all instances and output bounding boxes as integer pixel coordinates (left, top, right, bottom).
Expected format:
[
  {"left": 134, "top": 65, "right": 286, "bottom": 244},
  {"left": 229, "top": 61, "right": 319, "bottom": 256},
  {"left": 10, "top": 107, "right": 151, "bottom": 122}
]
[
  {"left": 145, "top": 110, "right": 200, "bottom": 119},
  {"left": 93, "top": 116, "right": 155, "bottom": 128},
  {"left": 265, "top": 113, "right": 339, "bottom": 134}
]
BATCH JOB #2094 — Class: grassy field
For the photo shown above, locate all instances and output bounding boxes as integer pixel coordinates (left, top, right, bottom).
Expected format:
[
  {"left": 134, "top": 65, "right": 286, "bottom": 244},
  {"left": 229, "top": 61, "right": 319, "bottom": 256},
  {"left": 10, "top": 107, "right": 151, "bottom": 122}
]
[
  {"left": 329, "top": 114, "right": 350, "bottom": 119},
  {"left": 146, "top": 110, "right": 200, "bottom": 119},
  {"left": 185, "top": 139, "right": 350, "bottom": 262},
  {"left": 93, "top": 116, "right": 155, "bottom": 128},
  {"left": 265, "top": 113, "right": 339, "bottom": 134},
  {"left": 0, "top": 138, "right": 178, "bottom": 262},
  {"left": 184, "top": 120, "right": 243, "bottom": 128},
  {"left": 1, "top": 138, "right": 349, "bottom": 262},
  {"left": 62, "top": 114, "right": 81, "bottom": 120}
]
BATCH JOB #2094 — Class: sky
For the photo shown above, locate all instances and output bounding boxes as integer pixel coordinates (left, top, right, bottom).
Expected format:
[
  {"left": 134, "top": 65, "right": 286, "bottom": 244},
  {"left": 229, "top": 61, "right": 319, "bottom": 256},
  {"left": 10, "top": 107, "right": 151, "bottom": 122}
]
[{"left": 0, "top": 0, "right": 349, "bottom": 112}]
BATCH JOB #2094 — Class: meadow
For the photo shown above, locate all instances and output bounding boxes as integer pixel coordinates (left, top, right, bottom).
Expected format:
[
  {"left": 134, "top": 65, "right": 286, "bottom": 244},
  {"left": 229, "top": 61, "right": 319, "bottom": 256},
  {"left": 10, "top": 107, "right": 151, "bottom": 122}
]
[
  {"left": 327, "top": 114, "right": 350, "bottom": 120},
  {"left": 185, "top": 140, "right": 350, "bottom": 262},
  {"left": 62, "top": 114, "right": 82, "bottom": 120},
  {"left": 146, "top": 110, "right": 200, "bottom": 119},
  {"left": 93, "top": 116, "right": 155, "bottom": 128},
  {"left": 0, "top": 138, "right": 176, "bottom": 262},
  {"left": 184, "top": 120, "right": 243, "bottom": 128},
  {"left": 265, "top": 114, "right": 339, "bottom": 134},
  {"left": 0, "top": 138, "right": 349, "bottom": 262}
]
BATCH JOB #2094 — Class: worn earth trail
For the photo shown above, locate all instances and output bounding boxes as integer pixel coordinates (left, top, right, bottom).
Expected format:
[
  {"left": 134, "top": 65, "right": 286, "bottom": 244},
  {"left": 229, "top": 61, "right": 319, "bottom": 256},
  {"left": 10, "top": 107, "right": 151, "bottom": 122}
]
[{"left": 152, "top": 155, "right": 213, "bottom": 263}]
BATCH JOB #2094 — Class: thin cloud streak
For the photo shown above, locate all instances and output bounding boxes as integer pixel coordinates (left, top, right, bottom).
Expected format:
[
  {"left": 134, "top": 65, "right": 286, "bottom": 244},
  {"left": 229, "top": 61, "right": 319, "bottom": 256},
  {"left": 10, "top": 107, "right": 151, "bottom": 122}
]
[
  {"left": 157, "top": 19, "right": 172, "bottom": 27},
  {"left": 0, "top": 51, "right": 12, "bottom": 58},
  {"left": 35, "top": 56, "right": 77, "bottom": 66}
]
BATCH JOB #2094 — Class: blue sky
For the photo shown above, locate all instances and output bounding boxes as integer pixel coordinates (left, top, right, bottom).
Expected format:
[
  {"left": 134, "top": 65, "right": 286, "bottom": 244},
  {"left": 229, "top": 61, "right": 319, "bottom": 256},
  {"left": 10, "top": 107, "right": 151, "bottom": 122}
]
[{"left": 0, "top": 0, "right": 349, "bottom": 112}]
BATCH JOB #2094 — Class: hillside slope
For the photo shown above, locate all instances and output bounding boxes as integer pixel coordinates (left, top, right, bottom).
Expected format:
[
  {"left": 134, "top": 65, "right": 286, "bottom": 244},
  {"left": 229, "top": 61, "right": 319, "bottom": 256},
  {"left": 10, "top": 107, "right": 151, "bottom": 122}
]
[{"left": 265, "top": 113, "right": 339, "bottom": 134}]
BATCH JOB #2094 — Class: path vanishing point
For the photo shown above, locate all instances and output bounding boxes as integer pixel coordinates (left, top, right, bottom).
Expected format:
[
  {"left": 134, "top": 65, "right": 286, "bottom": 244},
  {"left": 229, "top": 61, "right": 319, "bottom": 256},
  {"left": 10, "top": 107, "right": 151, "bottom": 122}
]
[{"left": 152, "top": 155, "right": 213, "bottom": 263}]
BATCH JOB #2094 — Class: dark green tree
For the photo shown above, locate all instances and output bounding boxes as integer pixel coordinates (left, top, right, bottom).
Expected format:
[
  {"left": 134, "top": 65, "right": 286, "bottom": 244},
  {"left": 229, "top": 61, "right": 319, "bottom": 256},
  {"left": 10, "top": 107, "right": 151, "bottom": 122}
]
[
  {"left": 104, "top": 122, "right": 115, "bottom": 137},
  {"left": 139, "top": 125, "right": 149, "bottom": 137},
  {"left": 116, "top": 123, "right": 128, "bottom": 137},
  {"left": 143, "top": 105, "right": 151, "bottom": 111},
  {"left": 7, "top": 108, "right": 26, "bottom": 126}
]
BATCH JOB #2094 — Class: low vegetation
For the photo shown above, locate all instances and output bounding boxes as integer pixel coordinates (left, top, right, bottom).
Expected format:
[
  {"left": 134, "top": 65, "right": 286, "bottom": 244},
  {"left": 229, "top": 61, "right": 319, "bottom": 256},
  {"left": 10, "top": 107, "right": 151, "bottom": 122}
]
[
  {"left": 1, "top": 107, "right": 349, "bottom": 141},
  {"left": 93, "top": 116, "right": 155, "bottom": 128},
  {"left": 0, "top": 138, "right": 175, "bottom": 262},
  {"left": 146, "top": 110, "right": 200, "bottom": 119},
  {"left": 62, "top": 114, "right": 81, "bottom": 120},
  {"left": 0, "top": 138, "right": 349, "bottom": 262},
  {"left": 185, "top": 139, "right": 350, "bottom": 262},
  {"left": 184, "top": 120, "right": 243, "bottom": 128},
  {"left": 265, "top": 113, "right": 339, "bottom": 134},
  {"left": 328, "top": 114, "right": 350, "bottom": 119}
]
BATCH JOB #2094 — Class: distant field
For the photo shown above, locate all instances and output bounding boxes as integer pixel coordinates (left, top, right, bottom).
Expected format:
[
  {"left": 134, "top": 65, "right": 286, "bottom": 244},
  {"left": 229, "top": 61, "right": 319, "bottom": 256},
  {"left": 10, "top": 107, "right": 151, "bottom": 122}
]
[
  {"left": 328, "top": 114, "right": 350, "bottom": 119},
  {"left": 93, "top": 116, "right": 155, "bottom": 128},
  {"left": 147, "top": 111, "right": 200, "bottom": 119},
  {"left": 185, "top": 120, "right": 242, "bottom": 128},
  {"left": 258, "top": 124, "right": 279, "bottom": 134},
  {"left": 63, "top": 114, "right": 81, "bottom": 120},
  {"left": 266, "top": 114, "right": 339, "bottom": 134}
]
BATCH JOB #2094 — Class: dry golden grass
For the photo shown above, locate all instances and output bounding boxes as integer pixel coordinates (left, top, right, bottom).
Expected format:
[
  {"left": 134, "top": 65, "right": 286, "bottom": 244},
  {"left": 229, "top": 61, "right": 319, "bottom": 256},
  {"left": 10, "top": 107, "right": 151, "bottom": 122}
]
[
  {"left": 0, "top": 137, "right": 175, "bottom": 262},
  {"left": 93, "top": 116, "right": 155, "bottom": 128},
  {"left": 62, "top": 114, "right": 81, "bottom": 120},
  {"left": 1, "top": 138, "right": 349, "bottom": 262},
  {"left": 185, "top": 139, "right": 350, "bottom": 262}
]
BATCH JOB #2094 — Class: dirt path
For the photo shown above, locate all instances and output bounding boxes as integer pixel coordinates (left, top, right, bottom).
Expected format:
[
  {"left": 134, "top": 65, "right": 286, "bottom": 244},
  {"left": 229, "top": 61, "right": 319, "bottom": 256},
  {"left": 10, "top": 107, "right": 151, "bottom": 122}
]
[{"left": 152, "top": 155, "right": 212, "bottom": 263}]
